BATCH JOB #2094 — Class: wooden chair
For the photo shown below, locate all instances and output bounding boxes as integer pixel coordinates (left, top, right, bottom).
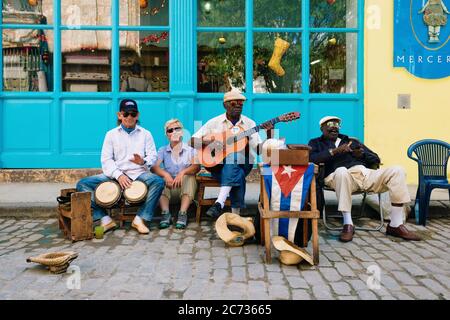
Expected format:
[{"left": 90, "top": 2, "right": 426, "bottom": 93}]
[
  {"left": 258, "top": 148, "right": 320, "bottom": 265},
  {"left": 195, "top": 170, "right": 231, "bottom": 224}
]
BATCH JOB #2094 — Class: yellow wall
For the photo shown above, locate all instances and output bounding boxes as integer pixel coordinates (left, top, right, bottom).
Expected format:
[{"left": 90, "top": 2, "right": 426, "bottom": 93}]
[{"left": 364, "top": 0, "right": 450, "bottom": 184}]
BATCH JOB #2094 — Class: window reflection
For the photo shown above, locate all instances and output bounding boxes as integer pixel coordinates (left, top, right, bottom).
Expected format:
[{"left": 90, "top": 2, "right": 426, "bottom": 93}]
[
  {"left": 2, "top": 0, "right": 53, "bottom": 24},
  {"left": 120, "top": 31, "right": 169, "bottom": 92},
  {"left": 197, "top": 32, "right": 245, "bottom": 93},
  {"left": 61, "top": 30, "right": 111, "bottom": 92},
  {"left": 120, "top": 0, "right": 169, "bottom": 26},
  {"left": 310, "top": 33, "right": 357, "bottom": 93},
  {"left": 254, "top": 0, "right": 301, "bottom": 28},
  {"left": 310, "top": 0, "right": 358, "bottom": 28},
  {"left": 197, "top": 0, "right": 245, "bottom": 27}
]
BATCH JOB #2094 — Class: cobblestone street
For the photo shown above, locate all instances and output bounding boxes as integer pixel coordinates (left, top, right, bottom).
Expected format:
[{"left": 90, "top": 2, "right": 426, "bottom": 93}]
[{"left": 0, "top": 217, "right": 449, "bottom": 300}]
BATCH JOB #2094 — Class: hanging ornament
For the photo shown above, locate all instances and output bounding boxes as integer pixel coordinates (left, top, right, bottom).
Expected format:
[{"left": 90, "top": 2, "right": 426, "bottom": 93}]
[
  {"left": 327, "top": 0, "right": 336, "bottom": 4},
  {"left": 268, "top": 38, "right": 290, "bottom": 77},
  {"left": 42, "top": 49, "right": 49, "bottom": 65},
  {"left": 28, "top": 0, "right": 39, "bottom": 6},
  {"left": 218, "top": 36, "right": 226, "bottom": 44},
  {"left": 139, "top": 0, "right": 148, "bottom": 9},
  {"left": 328, "top": 37, "right": 337, "bottom": 45},
  {"left": 204, "top": 1, "right": 212, "bottom": 14}
]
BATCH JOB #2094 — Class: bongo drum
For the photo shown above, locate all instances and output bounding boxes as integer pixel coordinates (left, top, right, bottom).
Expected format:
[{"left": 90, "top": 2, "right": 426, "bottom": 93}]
[
  {"left": 123, "top": 180, "right": 148, "bottom": 204},
  {"left": 94, "top": 181, "right": 121, "bottom": 208}
]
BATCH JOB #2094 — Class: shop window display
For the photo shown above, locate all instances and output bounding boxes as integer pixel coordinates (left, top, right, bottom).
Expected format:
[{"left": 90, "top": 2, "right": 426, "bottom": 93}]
[
  {"left": 120, "top": 31, "right": 169, "bottom": 92},
  {"left": 2, "top": 28, "right": 53, "bottom": 92},
  {"left": 197, "top": 0, "right": 245, "bottom": 27},
  {"left": 253, "top": 0, "right": 301, "bottom": 28}
]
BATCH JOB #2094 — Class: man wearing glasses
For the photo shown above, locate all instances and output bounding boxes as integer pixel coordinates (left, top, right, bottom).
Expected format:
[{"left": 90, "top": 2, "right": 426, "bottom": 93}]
[
  {"left": 76, "top": 99, "right": 164, "bottom": 234},
  {"left": 308, "top": 116, "right": 421, "bottom": 242},
  {"left": 190, "top": 90, "right": 274, "bottom": 219},
  {"left": 152, "top": 119, "right": 200, "bottom": 229}
]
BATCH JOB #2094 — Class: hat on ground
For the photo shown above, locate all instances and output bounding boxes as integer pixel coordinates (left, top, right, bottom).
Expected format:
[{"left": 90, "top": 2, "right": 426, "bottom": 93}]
[
  {"left": 223, "top": 90, "right": 247, "bottom": 103},
  {"left": 272, "top": 236, "right": 314, "bottom": 266},
  {"left": 120, "top": 99, "right": 139, "bottom": 112},
  {"left": 215, "top": 213, "right": 255, "bottom": 247},
  {"left": 319, "top": 115, "right": 341, "bottom": 127},
  {"left": 26, "top": 251, "right": 79, "bottom": 274}
]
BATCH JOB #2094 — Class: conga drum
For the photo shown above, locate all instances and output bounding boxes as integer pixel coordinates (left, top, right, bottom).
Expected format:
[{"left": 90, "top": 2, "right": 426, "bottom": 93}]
[
  {"left": 123, "top": 180, "right": 148, "bottom": 204},
  {"left": 94, "top": 181, "right": 122, "bottom": 208}
]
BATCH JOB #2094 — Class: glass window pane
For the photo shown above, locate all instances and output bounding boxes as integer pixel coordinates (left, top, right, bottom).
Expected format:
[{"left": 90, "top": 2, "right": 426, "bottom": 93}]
[
  {"left": 197, "top": 32, "right": 245, "bottom": 92},
  {"left": 120, "top": 31, "right": 169, "bottom": 92},
  {"left": 310, "top": 0, "right": 358, "bottom": 28},
  {"left": 254, "top": 0, "right": 301, "bottom": 28},
  {"left": 3, "top": 0, "right": 53, "bottom": 24},
  {"left": 197, "top": 0, "right": 245, "bottom": 27},
  {"left": 3, "top": 29, "right": 53, "bottom": 92},
  {"left": 120, "top": 0, "right": 169, "bottom": 26},
  {"left": 253, "top": 32, "right": 302, "bottom": 93},
  {"left": 61, "top": 0, "right": 111, "bottom": 26},
  {"left": 310, "top": 32, "right": 357, "bottom": 93},
  {"left": 61, "top": 30, "right": 111, "bottom": 92}
]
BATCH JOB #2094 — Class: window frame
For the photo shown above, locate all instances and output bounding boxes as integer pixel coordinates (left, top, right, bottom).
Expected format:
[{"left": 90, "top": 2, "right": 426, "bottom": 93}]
[
  {"left": 195, "top": 0, "right": 363, "bottom": 98},
  {"left": 0, "top": 0, "right": 171, "bottom": 97}
]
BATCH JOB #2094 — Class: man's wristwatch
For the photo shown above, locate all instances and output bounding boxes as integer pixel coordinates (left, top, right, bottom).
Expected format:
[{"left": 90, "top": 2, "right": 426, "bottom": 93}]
[{"left": 329, "top": 148, "right": 334, "bottom": 156}]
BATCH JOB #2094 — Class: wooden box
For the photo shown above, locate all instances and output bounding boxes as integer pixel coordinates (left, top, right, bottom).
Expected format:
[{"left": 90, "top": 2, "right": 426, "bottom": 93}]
[
  {"left": 265, "top": 145, "right": 311, "bottom": 166},
  {"left": 57, "top": 188, "right": 93, "bottom": 242}
]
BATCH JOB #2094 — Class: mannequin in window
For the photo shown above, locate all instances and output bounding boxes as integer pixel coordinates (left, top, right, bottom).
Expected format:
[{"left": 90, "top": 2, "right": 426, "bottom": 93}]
[{"left": 121, "top": 62, "right": 152, "bottom": 92}]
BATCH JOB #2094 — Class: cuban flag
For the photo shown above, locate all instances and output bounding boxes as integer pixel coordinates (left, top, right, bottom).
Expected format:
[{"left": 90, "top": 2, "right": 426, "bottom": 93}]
[{"left": 262, "top": 163, "right": 315, "bottom": 244}]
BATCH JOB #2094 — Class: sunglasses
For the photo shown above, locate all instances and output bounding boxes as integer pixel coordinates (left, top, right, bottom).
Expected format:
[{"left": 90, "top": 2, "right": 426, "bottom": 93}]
[
  {"left": 324, "top": 121, "right": 341, "bottom": 129},
  {"left": 122, "top": 111, "right": 138, "bottom": 118},
  {"left": 166, "top": 127, "right": 182, "bottom": 134},
  {"left": 229, "top": 100, "right": 244, "bottom": 107}
]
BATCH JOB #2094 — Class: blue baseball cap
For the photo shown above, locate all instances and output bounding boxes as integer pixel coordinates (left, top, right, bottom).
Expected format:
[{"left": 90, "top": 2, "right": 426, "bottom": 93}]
[{"left": 119, "top": 99, "right": 138, "bottom": 112}]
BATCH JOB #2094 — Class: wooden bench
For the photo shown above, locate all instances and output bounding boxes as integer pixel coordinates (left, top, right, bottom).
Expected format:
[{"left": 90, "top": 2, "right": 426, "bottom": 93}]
[
  {"left": 57, "top": 188, "right": 93, "bottom": 242},
  {"left": 195, "top": 172, "right": 231, "bottom": 224}
]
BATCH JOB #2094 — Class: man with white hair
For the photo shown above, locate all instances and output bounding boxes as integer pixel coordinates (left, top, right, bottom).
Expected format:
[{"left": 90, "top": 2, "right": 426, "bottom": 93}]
[
  {"left": 308, "top": 116, "right": 421, "bottom": 242},
  {"left": 191, "top": 90, "right": 274, "bottom": 219}
]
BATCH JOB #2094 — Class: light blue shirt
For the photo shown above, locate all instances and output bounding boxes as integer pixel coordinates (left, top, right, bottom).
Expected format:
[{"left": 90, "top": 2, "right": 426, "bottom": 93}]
[
  {"left": 157, "top": 143, "right": 197, "bottom": 178},
  {"left": 101, "top": 125, "right": 157, "bottom": 180}
]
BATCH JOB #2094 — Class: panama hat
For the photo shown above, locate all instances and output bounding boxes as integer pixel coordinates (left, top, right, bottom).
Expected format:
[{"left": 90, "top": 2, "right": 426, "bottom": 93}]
[
  {"left": 26, "top": 251, "right": 79, "bottom": 274},
  {"left": 215, "top": 213, "right": 255, "bottom": 246},
  {"left": 272, "top": 236, "right": 313, "bottom": 266},
  {"left": 319, "top": 115, "right": 341, "bottom": 127},
  {"left": 223, "top": 89, "right": 247, "bottom": 102}
]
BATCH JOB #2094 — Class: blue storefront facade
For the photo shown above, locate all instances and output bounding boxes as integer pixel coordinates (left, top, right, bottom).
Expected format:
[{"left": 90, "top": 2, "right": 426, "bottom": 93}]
[{"left": 0, "top": 0, "right": 364, "bottom": 169}]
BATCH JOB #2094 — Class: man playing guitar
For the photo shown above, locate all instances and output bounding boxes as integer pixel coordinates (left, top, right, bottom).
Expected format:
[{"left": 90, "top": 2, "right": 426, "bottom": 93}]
[{"left": 191, "top": 90, "right": 274, "bottom": 219}]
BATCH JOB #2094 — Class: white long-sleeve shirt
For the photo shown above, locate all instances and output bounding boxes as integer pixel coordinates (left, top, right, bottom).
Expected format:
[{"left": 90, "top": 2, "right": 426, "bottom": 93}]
[{"left": 101, "top": 125, "right": 157, "bottom": 180}]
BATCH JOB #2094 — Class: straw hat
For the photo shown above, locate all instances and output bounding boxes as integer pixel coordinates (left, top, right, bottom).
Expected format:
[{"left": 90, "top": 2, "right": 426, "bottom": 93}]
[
  {"left": 215, "top": 213, "right": 255, "bottom": 247},
  {"left": 26, "top": 251, "right": 79, "bottom": 274},
  {"left": 272, "top": 236, "right": 313, "bottom": 266}
]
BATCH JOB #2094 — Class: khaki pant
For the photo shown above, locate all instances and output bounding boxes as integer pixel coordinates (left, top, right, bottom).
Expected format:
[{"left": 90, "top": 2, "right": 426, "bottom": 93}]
[
  {"left": 161, "top": 175, "right": 197, "bottom": 202},
  {"left": 324, "top": 165, "right": 411, "bottom": 212}
]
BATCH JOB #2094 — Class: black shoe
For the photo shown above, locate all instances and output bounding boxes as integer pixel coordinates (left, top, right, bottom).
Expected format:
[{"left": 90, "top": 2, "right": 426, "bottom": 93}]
[{"left": 206, "top": 202, "right": 223, "bottom": 219}]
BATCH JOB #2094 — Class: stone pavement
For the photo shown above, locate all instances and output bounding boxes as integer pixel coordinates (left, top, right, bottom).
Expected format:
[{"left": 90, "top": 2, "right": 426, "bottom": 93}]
[{"left": 0, "top": 216, "right": 449, "bottom": 300}]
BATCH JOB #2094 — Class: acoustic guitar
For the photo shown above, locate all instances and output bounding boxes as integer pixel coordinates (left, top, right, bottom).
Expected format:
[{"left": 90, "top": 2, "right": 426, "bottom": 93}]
[{"left": 199, "top": 112, "right": 300, "bottom": 167}]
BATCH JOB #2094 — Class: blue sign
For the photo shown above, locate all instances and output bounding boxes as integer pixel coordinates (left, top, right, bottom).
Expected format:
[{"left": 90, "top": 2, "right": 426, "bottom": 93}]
[{"left": 394, "top": 0, "right": 450, "bottom": 79}]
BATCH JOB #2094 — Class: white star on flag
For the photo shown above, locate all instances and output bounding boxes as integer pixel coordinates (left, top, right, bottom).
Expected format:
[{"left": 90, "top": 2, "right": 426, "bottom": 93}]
[{"left": 281, "top": 165, "right": 296, "bottom": 178}]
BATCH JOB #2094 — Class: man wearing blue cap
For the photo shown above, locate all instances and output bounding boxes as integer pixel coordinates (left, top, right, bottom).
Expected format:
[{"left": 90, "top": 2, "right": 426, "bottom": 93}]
[{"left": 77, "top": 99, "right": 164, "bottom": 234}]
